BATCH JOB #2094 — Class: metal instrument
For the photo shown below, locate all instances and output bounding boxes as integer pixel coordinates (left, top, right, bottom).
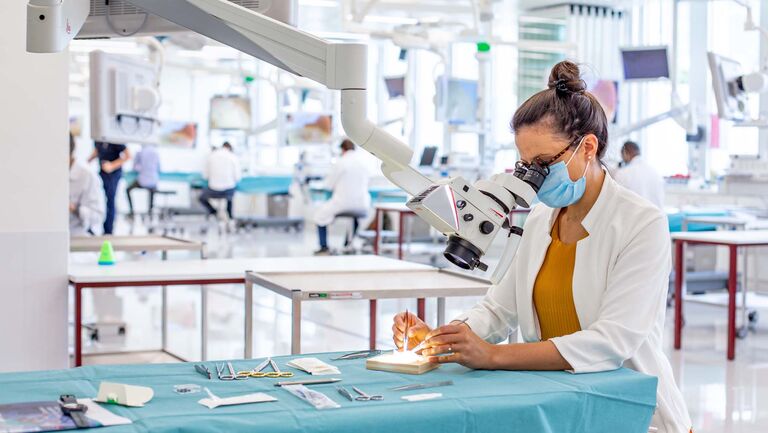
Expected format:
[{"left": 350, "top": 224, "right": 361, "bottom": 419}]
[
  {"left": 217, "top": 362, "right": 249, "bottom": 381},
  {"left": 336, "top": 386, "right": 355, "bottom": 402},
  {"left": 352, "top": 386, "right": 383, "bottom": 401},
  {"left": 331, "top": 350, "right": 385, "bottom": 361},
  {"left": 238, "top": 357, "right": 294, "bottom": 378},
  {"left": 274, "top": 378, "right": 342, "bottom": 387},
  {"left": 390, "top": 380, "right": 454, "bottom": 392},
  {"left": 195, "top": 364, "right": 212, "bottom": 380}
]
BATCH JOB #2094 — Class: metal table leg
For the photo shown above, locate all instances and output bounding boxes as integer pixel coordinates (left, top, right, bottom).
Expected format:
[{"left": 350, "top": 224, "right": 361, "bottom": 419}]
[
  {"left": 398, "top": 212, "right": 405, "bottom": 260},
  {"left": 201, "top": 285, "right": 208, "bottom": 361},
  {"left": 369, "top": 299, "right": 377, "bottom": 350},
  {"left": 161, "top": 286, "right": 168, "bottom": 351},
  {"left": 437, "top": 297, "right": 446, "bottom": 326},
  {"left": 674, "top": 240, "right": 684, "bottom": 350},
  {"left": 244, "top": 278, "right": 253, "bottom": 359},
  {"left": 738, "top": 247, "right": 749, "bottom": 338},
  {"left": 373, "top": 209, "right": 382, "bottom": 255},
  {"left": 75, "top": 284, "right": 83, "bottom": 367},
  {"left": 727, "top": 245, "right": 738, "bottom": 361},
  {"left": 161, "top": 250, "right": 168, "bottom": 353},
  {"left": 291, "top": 291, "right": 302, "bottom": 355}
]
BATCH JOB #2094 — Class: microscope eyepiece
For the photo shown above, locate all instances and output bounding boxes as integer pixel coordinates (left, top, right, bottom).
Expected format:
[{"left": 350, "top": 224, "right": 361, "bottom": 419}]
[{"left": 513, "top": 161, "right": 548, "bottom": 193}]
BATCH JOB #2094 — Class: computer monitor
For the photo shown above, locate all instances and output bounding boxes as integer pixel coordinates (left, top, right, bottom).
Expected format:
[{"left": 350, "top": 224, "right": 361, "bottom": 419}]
[
  {"left": 621, "top": 46, "right": 670, "bottom": 81},
  {"left": 708, "top": 52, "right": 749, "bottom": 122},
  {"left": 419, "top": 146, "right": 438, "bottom": 167},
  {"left": 384, "top": 76, "right": 406, "bottom": 99},
  {"left": 435, "top": 76, "right": 479, "bottom": 125},
  {"left": 210, "top": 95, "right": 252, "bottom": 130}
]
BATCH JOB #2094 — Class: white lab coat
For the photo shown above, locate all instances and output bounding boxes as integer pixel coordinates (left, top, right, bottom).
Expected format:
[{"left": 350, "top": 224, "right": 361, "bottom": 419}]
[
  {"left": 614, "top": 156, "right": 665, "bottom": 209},
  {"left": 459, "top": 172, "right": 691, "bottom": 433},
  {"left": 203, "top": 149, "right": 241, "bottom": 191},
  {"left": 69, "top": 161, "right": 105, "bottom": 235},
  {"left": 314, "top": 151, "right": 372, "bottom": 226}
]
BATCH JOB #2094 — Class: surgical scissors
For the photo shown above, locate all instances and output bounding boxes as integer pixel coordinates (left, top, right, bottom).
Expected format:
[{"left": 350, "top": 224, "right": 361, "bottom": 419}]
[
  {"left": 217, "top": 362, "right": 249, "bottom": 380},
  {"left": 238, "top": 358, "right": 294, "bottom": 378},
  {"left": 352, "top": 386, "right": 383, "bottom": 401}
]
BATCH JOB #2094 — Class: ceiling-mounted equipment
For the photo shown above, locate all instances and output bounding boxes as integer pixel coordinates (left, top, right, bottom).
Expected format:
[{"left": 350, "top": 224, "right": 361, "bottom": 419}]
[{"left": 78, "top": 0, "right": 296, "bottom": 39}]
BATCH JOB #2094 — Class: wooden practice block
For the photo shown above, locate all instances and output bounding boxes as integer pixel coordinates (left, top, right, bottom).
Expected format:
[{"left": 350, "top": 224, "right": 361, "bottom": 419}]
[{"left": 365, "top": 352, "right": 439, "bottom": 375}]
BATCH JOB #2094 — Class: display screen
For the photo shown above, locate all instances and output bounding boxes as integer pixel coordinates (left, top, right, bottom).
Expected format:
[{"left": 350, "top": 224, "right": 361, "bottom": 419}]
[
  {"left": 384, "top": 76, "right": 406, "bottom": 98},
  {"left": 435, "top": 77, "right": 478, "bottom": 125},
  {"left": 419, "top": 146, "right": 438, "bottom": 167},
  {"left": 210, "top": 96, "right": 252, "bottom": 130},
  {"left": 621, "top": 47, "right": 670, "bottom": 80},
  {"left": 157, "top": 121, "right": 197, "bottom": 148},
  {"left": 285, "top": 112, "right": 333, "bottom": 145}
]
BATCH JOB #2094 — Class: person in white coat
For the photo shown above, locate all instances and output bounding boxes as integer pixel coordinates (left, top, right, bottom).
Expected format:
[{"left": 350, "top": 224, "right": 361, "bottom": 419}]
[
  {"left": 391, "top": 61, "right": 691, "bottom": 433},
  {"left": 314, "top": 139, "right": 371, "bottom": 255},
  {"left": 69, "top": 134, "right": 104, "bottom": 235},
  {"left": 200, "top": 142, "right": 241, "bottom": 220},
  {"left": 614, "top": 140, "right": 666, "bottom": 209}
]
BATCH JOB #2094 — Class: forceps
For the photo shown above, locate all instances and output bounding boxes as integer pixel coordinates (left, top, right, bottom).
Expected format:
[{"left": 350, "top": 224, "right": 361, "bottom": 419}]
[
  {"left": 352, "top": 386, "right": 383, "bottom": 401},
  {"left": 217, "top": 362, "right": 249, "bottom": 380},
  {"left": 238, "top": 358, "right": 293, "bottom": 378}
]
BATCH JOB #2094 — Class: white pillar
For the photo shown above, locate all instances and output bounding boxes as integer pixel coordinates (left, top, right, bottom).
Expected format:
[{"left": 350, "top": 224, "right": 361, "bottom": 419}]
[
  {"left": 687, "top": 1, "right": 709, "bottom": 180},
  {"left": 760, "top": 1, "right": 768, "bottom": 158},
  {"left": 0, "top": 1, "right": 69, "bottom": 371}
]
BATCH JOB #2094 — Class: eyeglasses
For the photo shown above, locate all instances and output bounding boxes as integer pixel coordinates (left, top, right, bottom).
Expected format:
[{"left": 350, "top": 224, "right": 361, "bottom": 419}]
[{"left": 519, "top": 135, "right": 584, "bottom": 169}]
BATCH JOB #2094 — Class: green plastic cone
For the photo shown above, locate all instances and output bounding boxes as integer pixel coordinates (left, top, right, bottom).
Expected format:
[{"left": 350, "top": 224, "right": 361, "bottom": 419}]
[{"left": 98, "top": 240, "right": 115, "bottom": 265}]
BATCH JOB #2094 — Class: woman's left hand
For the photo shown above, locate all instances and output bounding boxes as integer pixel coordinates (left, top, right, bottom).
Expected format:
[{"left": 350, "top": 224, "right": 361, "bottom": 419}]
[{"left": 421, "top": 323, "right": 497, "bottom": 370}]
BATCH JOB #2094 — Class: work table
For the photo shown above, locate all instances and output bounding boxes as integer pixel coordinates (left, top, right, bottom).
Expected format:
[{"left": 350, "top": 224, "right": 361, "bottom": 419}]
[{"left": 0, "top": 352, "right": 657, "bottom": 433}]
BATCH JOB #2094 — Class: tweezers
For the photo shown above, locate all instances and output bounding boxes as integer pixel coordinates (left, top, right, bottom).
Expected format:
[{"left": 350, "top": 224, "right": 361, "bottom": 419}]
[
  {"left": 331, "top": 350, "right": 384, "bottom": 361},
  {"left": 390, "top": 380, "right": 454, "bottom": 391}
]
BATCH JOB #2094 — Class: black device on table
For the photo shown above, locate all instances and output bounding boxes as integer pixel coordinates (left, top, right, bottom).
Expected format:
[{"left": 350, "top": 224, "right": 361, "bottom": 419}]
[{"left": 59, "top": 395, "right": 89, "bottom": 428}]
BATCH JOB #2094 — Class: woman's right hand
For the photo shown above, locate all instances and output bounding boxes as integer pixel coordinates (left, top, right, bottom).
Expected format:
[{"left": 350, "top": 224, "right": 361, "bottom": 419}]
[{"left": 392, "top": 311, "right": 431, "bottom": 351}]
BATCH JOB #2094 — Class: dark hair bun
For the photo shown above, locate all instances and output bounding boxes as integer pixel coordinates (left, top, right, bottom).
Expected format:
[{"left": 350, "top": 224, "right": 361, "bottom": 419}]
[{"left": 548, "top": 60, "right": 586, "bottom": 95}]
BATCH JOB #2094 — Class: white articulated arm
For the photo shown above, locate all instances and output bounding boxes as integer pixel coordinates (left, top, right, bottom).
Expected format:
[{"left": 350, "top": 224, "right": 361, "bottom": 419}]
[{"left": 27, "top": 0, "right": 543, "bottom": 275}]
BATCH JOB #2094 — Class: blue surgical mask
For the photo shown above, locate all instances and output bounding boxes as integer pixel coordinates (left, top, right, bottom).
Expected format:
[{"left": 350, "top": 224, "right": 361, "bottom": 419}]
[{"left": 536, "top": 138, "right": 590, "bottom": 208}]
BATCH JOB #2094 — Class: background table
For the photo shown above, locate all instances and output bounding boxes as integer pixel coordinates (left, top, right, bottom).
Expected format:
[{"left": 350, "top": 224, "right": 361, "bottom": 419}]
[
  {"left": 68, "top": 256, "right": 441, "bottom": 366},
  {"left": 0, "top": 353, "right": 658, "bottom": 433},
  {"left": 672, "top": 230, "right": 768, "bottom": 360},
  {"left": 372, "top": 203, "right": 417, "bottom": 259},
  {"left": 246, "top": 268, "right": 491, "bottom": 354},
  {"left": 70, "top": 235, "right": 206, "bottom": 259}
]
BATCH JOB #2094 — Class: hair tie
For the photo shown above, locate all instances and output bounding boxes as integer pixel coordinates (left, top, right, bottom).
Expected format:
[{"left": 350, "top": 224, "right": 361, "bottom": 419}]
[{"left": 552, "top": 79, "right": 570, "bottom": 94}]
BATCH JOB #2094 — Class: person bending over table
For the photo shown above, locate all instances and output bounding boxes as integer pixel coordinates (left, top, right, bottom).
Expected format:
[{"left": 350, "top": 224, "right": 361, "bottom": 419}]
[
  {"left": 69, "top": 133, "right": 104, "bottom": 235},
  {"left": 392, "top": 61, "right": 692, "bottom": 433}
]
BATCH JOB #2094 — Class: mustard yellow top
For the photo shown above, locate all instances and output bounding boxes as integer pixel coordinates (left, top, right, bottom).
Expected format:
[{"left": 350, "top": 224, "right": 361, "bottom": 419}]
[{"left": 532, "top": 214, "right": 585, "bottom": 341}]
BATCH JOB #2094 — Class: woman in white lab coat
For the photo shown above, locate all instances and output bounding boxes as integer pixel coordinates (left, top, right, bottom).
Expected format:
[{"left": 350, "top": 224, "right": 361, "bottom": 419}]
[{"left": 392, "top": 61, "right": 692, "bottom": 433}]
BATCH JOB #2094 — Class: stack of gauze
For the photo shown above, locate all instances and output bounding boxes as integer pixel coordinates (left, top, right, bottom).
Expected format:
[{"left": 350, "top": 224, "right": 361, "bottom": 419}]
[{"left": 286, "top": 358, "right": 341, "bottom": 375}]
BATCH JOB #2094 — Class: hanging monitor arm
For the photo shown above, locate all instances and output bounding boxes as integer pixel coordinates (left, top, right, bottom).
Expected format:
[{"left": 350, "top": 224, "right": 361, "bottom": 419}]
[{"left": 27, "top": 0, "right": 545, "bottom": 282}]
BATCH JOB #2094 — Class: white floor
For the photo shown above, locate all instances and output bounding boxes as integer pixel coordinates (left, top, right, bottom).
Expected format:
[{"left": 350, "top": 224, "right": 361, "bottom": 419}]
[{"left": 72, "top": 216, "right": 768, "bottom": 433}]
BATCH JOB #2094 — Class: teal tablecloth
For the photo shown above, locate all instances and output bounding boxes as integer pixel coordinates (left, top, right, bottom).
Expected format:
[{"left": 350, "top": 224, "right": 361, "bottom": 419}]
[
  {"left": 123, "top": 172, "right": 293, "bottom": 195},
  {"left": 0, "top": 353, "right": 656, "bottom": 433}
]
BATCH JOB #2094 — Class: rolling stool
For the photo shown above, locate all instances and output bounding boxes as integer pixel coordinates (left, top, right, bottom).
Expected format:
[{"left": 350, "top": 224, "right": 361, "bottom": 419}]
[{"left": 335, "top": 211, "right": 367, "bottom": 254}]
